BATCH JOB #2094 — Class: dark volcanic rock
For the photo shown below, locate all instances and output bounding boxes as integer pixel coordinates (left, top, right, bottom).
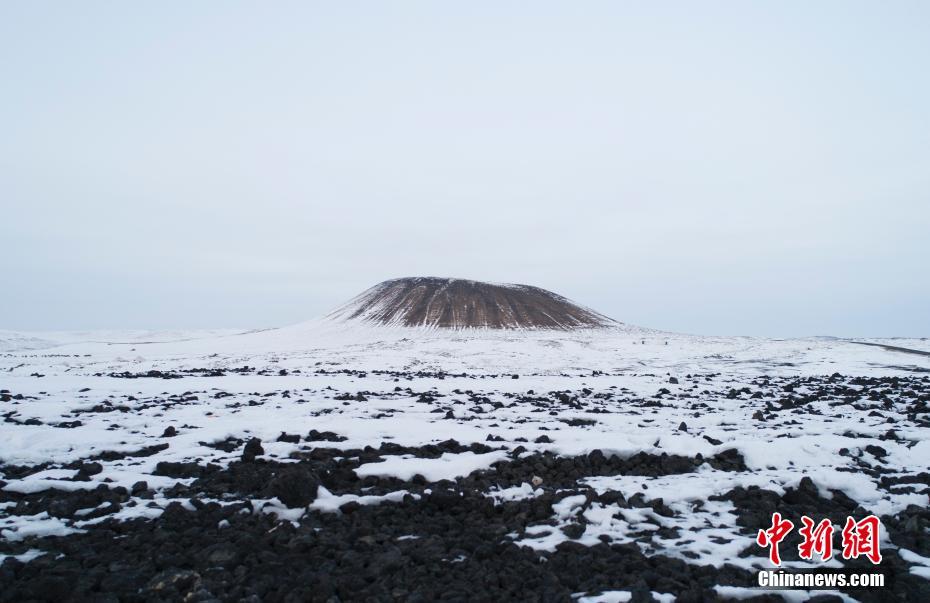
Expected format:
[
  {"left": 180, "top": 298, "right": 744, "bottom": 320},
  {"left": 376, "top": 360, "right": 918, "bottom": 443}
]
[
  {"left": 241, "top": 438, "right": 264, "bottom": 462},
  {"left": 271, "top": 466, "right": 320, "bottom": 508},
  {"left": 276, "top": 432, "right": 301, "bottom": 444},
  {"left": 154, "top": 461, "right": 208, "bottom": 479},
  {"left": 2, "top": 433, "right": 925, "bottom": 603},
  {"left": 0, "top": 477, "right": 759, "bottom": 603},
  {"left": 4, "top": 375, "right": 927, "bottom": 602}
]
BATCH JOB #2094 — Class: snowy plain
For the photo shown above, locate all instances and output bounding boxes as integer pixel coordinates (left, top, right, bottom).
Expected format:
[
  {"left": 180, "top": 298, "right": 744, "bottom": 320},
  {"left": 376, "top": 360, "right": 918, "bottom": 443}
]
[{"left": 1, "top": 320, "right": 928, "bottom": 600}]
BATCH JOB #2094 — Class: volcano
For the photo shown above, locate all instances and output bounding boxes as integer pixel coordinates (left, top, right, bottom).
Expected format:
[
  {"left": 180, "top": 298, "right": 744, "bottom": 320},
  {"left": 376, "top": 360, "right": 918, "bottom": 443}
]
[{"left": 327, "top": 277, "right": 616, "bottom": 330}]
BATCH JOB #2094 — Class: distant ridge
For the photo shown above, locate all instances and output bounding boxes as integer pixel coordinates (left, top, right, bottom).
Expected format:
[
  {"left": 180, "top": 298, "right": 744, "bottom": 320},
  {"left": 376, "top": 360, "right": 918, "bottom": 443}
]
[{"left": 327, "top": 277, "right": 617, "bottom": 330}]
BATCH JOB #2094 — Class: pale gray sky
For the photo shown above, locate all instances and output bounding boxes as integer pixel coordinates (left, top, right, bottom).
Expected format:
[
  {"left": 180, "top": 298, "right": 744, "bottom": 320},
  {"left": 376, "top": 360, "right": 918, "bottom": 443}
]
[{"left": 2, "top": 2, "right": 928, "bottom": 336}]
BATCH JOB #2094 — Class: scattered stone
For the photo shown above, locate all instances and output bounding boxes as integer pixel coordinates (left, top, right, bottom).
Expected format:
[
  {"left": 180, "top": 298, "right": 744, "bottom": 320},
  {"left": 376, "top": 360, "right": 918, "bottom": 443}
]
[
  {"left": 270, "top": 466, "right": 319, "bottom": 508},
  {"left": 339, "top": 501, "right": 362, "bottom": 515},
  {"left": 241, "top": 438, "right": 264, "bottom": 462}
]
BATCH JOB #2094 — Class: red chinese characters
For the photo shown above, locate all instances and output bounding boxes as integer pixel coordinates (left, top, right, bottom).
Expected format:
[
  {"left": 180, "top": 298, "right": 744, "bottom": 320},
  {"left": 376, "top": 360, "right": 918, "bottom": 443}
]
[
  {"left": 756, "top": 512, "right": 794, "bottom": 566},
  {"left": 798, "top": 516, "right": 834, "bottom": 561},
  {"left": 756, "top": 513, "right": 883, "bottom": 566},
  {"left": 842, "top": 515, "right": 883, "bottom": 564}
]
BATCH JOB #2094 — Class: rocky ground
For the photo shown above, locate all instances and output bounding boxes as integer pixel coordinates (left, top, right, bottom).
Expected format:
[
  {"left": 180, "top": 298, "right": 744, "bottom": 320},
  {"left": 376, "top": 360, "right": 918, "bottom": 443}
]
[{"left": 1, "top": 367, "right": 929, "bottom": 602}]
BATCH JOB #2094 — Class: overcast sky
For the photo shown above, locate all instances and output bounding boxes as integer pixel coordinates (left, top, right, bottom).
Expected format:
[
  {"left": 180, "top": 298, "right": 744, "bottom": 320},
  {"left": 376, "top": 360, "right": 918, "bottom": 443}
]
[{"left": 2, "top": 2, "right": 928, "bottom": 337}]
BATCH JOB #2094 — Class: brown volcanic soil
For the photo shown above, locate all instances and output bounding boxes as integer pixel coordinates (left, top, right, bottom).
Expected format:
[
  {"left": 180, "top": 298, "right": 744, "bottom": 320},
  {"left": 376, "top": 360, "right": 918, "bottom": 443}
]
[{"left": 329, "top": 277, "right": 615, "bottom": 330}]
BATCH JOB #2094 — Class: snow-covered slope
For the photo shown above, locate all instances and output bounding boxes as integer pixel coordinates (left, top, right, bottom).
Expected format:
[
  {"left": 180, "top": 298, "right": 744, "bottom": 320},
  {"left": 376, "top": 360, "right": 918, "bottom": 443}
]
[{"left": 2, "top": 320, "right": 927, "bottom": 378}]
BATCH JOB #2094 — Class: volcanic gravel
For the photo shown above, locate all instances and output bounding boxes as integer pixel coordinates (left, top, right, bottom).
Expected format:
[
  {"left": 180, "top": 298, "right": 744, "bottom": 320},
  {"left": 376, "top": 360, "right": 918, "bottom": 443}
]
[
  {"left": 328, "top": 277, "right": 616, "bottom": 330},
  {"left": 1, "top": 372, "right": 929, "bottom": 601}
]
